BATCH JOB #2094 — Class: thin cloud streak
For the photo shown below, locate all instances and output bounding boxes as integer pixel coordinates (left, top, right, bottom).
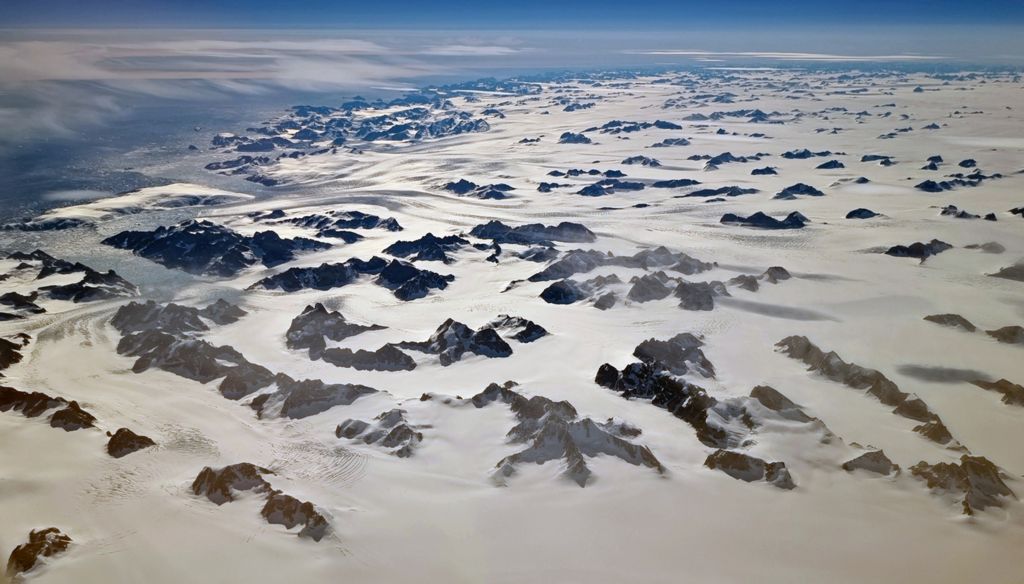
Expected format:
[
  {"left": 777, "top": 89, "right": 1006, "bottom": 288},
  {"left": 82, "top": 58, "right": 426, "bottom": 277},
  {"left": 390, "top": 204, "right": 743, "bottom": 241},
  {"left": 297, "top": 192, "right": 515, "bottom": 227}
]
[{"left": 628, "top": 50, "right": 945, "bottom": 61}]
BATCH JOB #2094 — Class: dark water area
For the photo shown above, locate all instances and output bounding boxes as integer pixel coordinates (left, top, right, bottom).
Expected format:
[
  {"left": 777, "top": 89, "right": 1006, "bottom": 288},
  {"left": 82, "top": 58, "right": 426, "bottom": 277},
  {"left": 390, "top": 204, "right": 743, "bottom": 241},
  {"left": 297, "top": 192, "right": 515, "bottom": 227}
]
[
  {"left": 0, "top": 85, "right": 428, "bottom": 224},
  {"left": 0, "top": 65, "right": 638, "bottom": 224}
]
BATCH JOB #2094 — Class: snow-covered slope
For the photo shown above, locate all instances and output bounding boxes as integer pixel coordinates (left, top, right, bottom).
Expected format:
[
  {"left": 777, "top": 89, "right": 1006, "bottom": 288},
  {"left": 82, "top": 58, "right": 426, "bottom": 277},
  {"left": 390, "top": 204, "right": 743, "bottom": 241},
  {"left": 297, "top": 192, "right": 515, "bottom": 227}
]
[{"left": 2, "top": 69, "right": 1024, "bottom": 584}]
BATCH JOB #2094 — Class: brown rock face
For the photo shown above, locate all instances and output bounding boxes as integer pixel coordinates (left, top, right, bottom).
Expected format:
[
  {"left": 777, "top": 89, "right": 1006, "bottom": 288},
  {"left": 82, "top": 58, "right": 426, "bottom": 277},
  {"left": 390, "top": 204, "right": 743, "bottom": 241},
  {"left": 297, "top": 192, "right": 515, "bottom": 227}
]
[
  {"left": 842, "top": 450, "right": 900, "bottom": 475},
  {"left": 192, "top": 463, "right": 273, "bottom": 505},
  {"left": 971, "top": 379, "right": 1024, "bottom": 406},
  {"left": 6, "top": 527, "right": 71, "bottom": 577},
  {"left": 910, "top": 455, "right": 1016, "bottom": 515},
  {"left": 750, "top": 385, "right": 813, "bottom": 422},
  {"left": 191, "top": 463, "right": 329, "bottom": 540},
  {"left": 0, "top": 386, "right": 65, "bottom": 418},
  {"left": 986, "top": 325, "right": 1024, "bottom": 345},
  {"left": 775, "top": 336, "right": 963, "bottom": 450},
  {"left": 48, "top": 401, "right": 96, "bottom": 431},
  {"left": 336, "top": 408, "right": 423, "bottom": 458},
  {"left": 106, "top": 428, "right": 157, "bottom": 458},
  {"left": 704, "top": 449, "right": 796, "bottom": 490},
  {"left": 0, "top": 333, "right": 31, "bottom": 374},
  {"left": 261, "top": 492, "right": 329, "bottom": 541},
  {"left": 923, "top": 314, "right": 976, "bottom": 332}
]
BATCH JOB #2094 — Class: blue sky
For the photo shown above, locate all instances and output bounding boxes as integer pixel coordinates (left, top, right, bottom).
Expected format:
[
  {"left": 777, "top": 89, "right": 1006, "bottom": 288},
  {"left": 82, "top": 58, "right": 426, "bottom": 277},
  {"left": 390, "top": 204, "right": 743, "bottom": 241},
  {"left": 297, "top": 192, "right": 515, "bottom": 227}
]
[{"left": 4, "top": 0, "right": 1024, "bottom": 28}]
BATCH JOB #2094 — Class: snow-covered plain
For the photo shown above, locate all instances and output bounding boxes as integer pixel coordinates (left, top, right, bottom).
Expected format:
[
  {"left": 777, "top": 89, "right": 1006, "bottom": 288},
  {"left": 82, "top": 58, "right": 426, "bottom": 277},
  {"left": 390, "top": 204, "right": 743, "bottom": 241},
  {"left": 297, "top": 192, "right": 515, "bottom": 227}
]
[{"left": 2, "top": 69, "right": 1024, "bottom": 583}]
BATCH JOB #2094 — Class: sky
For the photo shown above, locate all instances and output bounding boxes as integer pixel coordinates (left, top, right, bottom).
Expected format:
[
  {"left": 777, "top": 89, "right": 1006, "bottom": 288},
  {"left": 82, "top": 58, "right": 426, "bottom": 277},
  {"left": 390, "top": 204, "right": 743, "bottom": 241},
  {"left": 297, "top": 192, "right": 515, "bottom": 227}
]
[
  {"left": 3, "top": 0, "right": 1024, "bottom": 29},
  {"left": 0, "top": 1, "right": 1022, "bottom": 153}
]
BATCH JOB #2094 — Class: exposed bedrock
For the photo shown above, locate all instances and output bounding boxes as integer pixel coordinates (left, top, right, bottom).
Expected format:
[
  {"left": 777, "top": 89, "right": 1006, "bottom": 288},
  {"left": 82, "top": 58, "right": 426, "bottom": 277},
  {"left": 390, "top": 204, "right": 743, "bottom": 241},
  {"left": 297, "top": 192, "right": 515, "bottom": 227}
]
[
  {"left": 6, "top": 528, "right": 72, "bottom": 578},
  {"left": 191, "top": 463, "right": 329, "bottom": 540},
  {"left": 775, "top": 336, "right": 963, "bottom": 450}
]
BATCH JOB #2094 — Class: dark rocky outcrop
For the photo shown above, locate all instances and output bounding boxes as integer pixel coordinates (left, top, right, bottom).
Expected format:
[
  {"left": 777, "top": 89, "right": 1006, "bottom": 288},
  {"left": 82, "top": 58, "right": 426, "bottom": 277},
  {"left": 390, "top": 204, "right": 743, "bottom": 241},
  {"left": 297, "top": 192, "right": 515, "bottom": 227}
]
[
  {"left": 191, "top": 463, "right": 328, "bottom": 540},
  {"left": 6, "top": 527, "right": 72, "bottom": 578},
  {"left": 596, "top": 361, "right": 727, "bottom": 447},
  {"left": 4, "top": 250, "right": 138, "bottom": 304},
  {"left": 250, "top": 374, "right": 376, "bottom": 419},
  {"left": 632, "top": 333, "right": 715, "bottom": 378},
  {"left": 749, "top": 385, "right": 814, "bottom": 423},
  {"left": 102, "top": 220, "right": 331, "bottom": 277},
  {"left": 846, "top": 208, "right": 879, "bottom": 219},
  {"left": 910, "top": 455, "right": 1015, "bottom": 515},
  {"left": 964, "top": 242, "right": 1005, "bottom": 254},
  {"left": 49, "top": 401, "right": 96, "bottom": 431},
  {"left": 971, "top": 379, "right": 1024, "bottom": 407},
  {"left": 112, "top": 301, "right": 275, "bottom": 400},
  {"left": 529, "top": 246, "right": 713, "bottom": 282},
  {"left": 775, "top": 336, "right": 962, "bottom": 449},
  {"left": 249, "top": 257, "right": 452, "bottom": 300},
  {"left": 682, "top": 186, "right": 758, "bottom": 198},
  {"left": 986, "top": 325, "right": 1024, "bottom": 345},
  {"left": 261, "top": 492, "right": 330, "bottom": 542},
  {"left": 841, "top": 450, "right": 900, "bottom": 475},
  {"left": 336, "top": 409, "right": 423, "bottom": 457},
  {"left": 118, "top": 330, "right": 274, "bottom": 399},
  {"left": 278, "top": 210, "right": 402, "bottom": 234},
  {"left": 884, "top": 239, "right": 952, "bottom": 260},
  {"left": 198, "top": 299, "right": 248, "bottom": 325},
  {"left": 774, "top": 183, "right": 824, "bottom": 199},
  {"left": 541, "top": 280, "right": 589, "bottom": 305},
  {"left": 0, "top": 386, "right": 65, "bottom": 419},
  {"left": 111, "top": 300, "right": 210, "bottom": 336},
  {"left": 286, "top": 303, "right": 384, "bottom": 360},
  {"left": 110, "top": 298, "right": 245, "bottom": 333},
  {"left": 924, "top": 314, "right": 976, "bottom": 332},
  {"left": 621, "top": 155, "right": 661, "bottom": 166},
  {"left": 322, "top": 345, "right": 416, "bottom": 371},
  {"left": 651, "top": 137, "right": 691, "bottom": 147},
  {"left": 0, "top": 333, "right": 31, "bottom": 374},
  {"left": 469, "top": 220, "right": 596, "bottom": 245},
  {"left": 989, "top": 263, "right": 1024, "bottom": 282},
  {"left": 39, "top": 269, "right": 138, "bottom": 302},
  {"left": 0, "top": 292, "right": 44, "bottom": 315},
  {"left": 914, "top": 170, "right": 1003, "bottom": 193},
  {"left": 397, "top": 318, "right": 513, "bottom": 366},
  {"left": 249, "top": 257, "right": 387, "bottom": 292},
  {"left": 106, "top": 428, "right": 156, "bottom": 458},
  {"left": 939, "top": 205, "right": 996, "bottom": 221},
  {"left": 558, "top": 132, "right": 591, "bottom": 144},
  {"left": 384, "top": 233, "right": 470, "bottom": 263},
  {"left": 0, "top": 385, "right": 97, "bottom": 432},
  {"left": 433, "top": 381, "right": 663, "bottom": 487},
  {"left": 192, "top": 461, "right": 272, "bottom": 502},
  {"left": 627, "top": 272, "right": 676, "bottom": 302},
  {"left": 482, "top": 315, "right": 549, "bottom": 343},
  {"left": 673, "top": 280, "right": 729, "bottom": 311},
  {"left": 816, "top": 159, "right": 845, "bottom": 169},
  {"left": 650, "top": 178, "right": 701, "bottom": 189},
  {"left": 374, "top": 260, "right": 456, "bottom": 301},
  {"left": 861, "top": 154, "right": 893, "bottom": 163},
  {"left": 728, "top": 267, "right": 791, "bottom": 292},
  {"left": 704, "top": 449, "right": 796, "bottom": 490},
  {"left": 720, "top": 211, "right": 808, "bottom": 230},
  {"left": 782, "top": 149, "right": 831, "bottom": 159},
  {"left": 442, "top": 180, "right": 515, "bottom": 199}
]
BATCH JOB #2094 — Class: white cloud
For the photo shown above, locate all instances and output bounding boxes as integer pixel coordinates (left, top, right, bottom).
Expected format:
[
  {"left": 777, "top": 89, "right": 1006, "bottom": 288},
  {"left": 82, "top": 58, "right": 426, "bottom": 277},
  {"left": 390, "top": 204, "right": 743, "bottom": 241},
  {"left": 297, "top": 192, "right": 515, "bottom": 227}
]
[
  {"left": 0, "top": 32, "right": 530, "bottom": 149},
  {"left": 421, "top": 44, "right": 524, "bottom": 56}
]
